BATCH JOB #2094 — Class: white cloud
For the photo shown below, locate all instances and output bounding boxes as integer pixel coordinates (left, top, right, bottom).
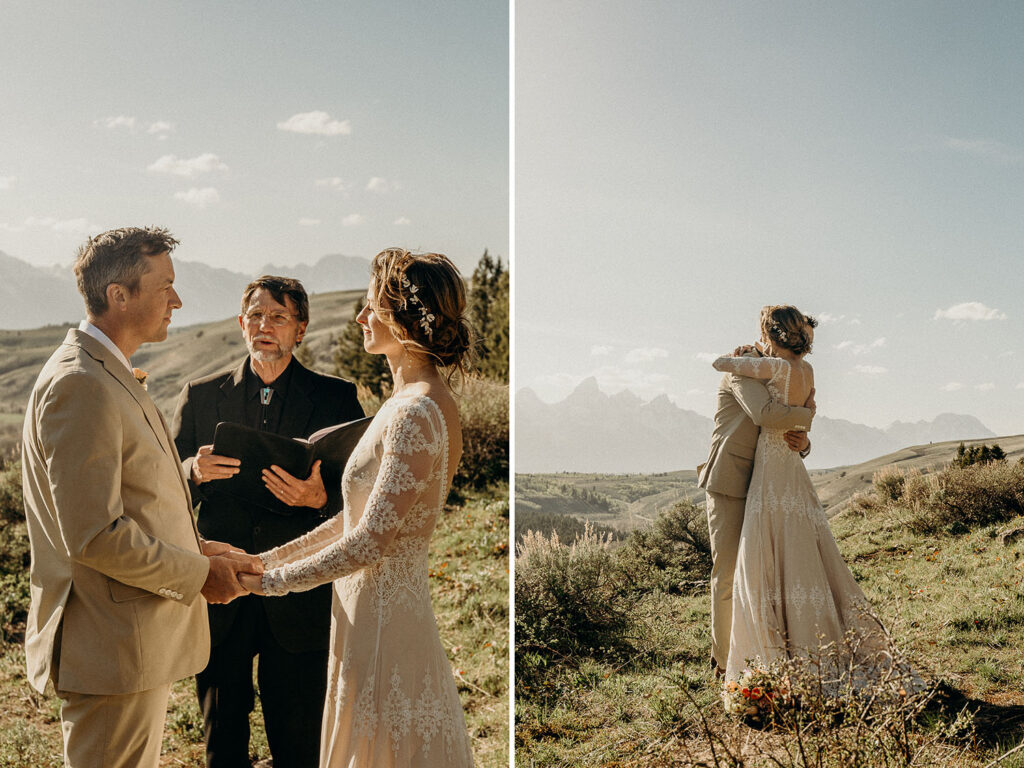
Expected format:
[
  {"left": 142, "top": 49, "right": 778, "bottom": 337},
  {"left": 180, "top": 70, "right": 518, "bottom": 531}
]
[
  {"left": 149, "top": 153, "right": 228, "bottom": 177},
  {"left": 0, "top": 176, "right": 15, "bottom": 190},
  {"left": 835, "top": 337, "right": 886, "bottom": 356},
  {"left": 99, "top": 115, "right": 136, "bottom": 130},
  {"left": 393, "top": 217, "right": 411, "bottom": 226},
  {"left": 147, "top": 121, "right": 174, "bottom": 136},
  {"left": 341, "top": 213, "right": 365, "bottom": 227},
  {"left": 366, "top": 176, "right": 401, "bottom": 194},
  {"left": 975, "top": 382, "right": 996, "bottom": 391},
  {"left": 694, "top": 352, "right": 719, "bottom": 363},
  {"left": 849, "top": 318, "right": 862, "bottom": 325},
  {"left": 277, "top": 111, "right": 351, "bottom": 136},
  {"left": 942, "top": 382, "right": 964, "bottom": 392},
  {"left": 1017, "top": 382, "right": 1024, "bottom": 390},
  {"left": 298, "top": 218, "right": 320, "bottom": 226},
  {"left": 2, "top": 215, "right": 102, "bottom": 235},
  {"left": 853, "top": 365, "right": 887, "bottom": 375},
  {"left": 816, "top": 312, "right": 844, "bottom": 324},
  {"left": 940, "top": 136, "right": 1024, "bottom": 165},
  {"left": 315, "top": 176, "right": 348, "bottom": 190},
  {"left": 934, "top": 302, "right": 1006, "bottom": 321},
  {"left": 174, "top": 187, "right": 220, "bottom": 208},
  {"left": 625, "top": 347, "right": 669, "bottom": 364},
  {"left": 591, "top": 345, "right": 612, "bottom": 356}
]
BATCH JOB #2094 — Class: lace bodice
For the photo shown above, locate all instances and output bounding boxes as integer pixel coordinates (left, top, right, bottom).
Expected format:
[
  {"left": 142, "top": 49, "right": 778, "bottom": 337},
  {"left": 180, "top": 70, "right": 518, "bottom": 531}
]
[
  {"left": 259, "top": 394, "right": 450, "bottom": 596},
  {"left": 712, "top": 354, "right": 813, "bottom": 412}
]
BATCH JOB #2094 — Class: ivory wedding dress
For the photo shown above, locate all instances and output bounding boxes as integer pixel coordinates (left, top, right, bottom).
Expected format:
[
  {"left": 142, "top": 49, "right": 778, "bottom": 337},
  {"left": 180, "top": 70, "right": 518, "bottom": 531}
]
[
  {"left": 259, "top": 393, "right": 474, "bottom": 767},
  {"left": 711, "top": 355, "right": 889, "bottom": 683}
]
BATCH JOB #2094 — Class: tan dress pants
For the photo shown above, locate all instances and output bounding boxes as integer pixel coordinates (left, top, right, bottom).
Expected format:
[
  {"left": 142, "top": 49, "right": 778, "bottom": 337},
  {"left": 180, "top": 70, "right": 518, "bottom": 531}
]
[
  {"left": 705, "top": 490, "right": 746, "bottom": 671},
  {"left": 58, "top": 683, "right": 171, "bottom": 768}
]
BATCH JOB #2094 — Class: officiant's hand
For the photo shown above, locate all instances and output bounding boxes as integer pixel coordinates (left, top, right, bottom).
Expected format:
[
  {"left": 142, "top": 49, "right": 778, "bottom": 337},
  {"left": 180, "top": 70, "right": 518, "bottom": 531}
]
[
  {"left": 263, "top": 460, "right": 328, "bottom": 508},
  {"left": 238, "top": 571, "right": 266, "bottom": 596},
  {"left": 191, "top": 445, "right": 241, "bottom": 485}
]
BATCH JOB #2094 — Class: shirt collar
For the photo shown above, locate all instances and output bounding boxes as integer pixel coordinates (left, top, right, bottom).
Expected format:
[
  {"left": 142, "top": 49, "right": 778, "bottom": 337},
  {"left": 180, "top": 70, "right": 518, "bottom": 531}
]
[
  {"left": 245, "top": 356, "right": 294, "bottom": 401},
  {"left": 78, "top": 320, "right": 133, "bottom": 373}
]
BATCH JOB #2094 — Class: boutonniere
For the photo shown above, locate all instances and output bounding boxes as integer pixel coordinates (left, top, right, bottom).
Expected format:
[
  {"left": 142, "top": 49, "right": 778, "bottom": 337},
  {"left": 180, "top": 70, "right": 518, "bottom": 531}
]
[{"left": 133, "top": 367, "right": 149, "bottom": 390}]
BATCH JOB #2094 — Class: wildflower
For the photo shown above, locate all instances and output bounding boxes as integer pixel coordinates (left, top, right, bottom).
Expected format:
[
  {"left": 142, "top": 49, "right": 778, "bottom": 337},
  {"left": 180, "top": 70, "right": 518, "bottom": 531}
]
[{"left": 750, "top": 687, "right": 763, "bottom": 700}]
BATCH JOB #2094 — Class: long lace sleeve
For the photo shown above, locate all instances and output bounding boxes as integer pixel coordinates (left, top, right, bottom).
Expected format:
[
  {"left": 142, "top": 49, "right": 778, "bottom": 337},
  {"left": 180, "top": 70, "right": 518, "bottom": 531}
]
[
  {"left": 259, "top": 516, "right": 346, "bottom": 569},
  {"left": 712, "top": 354, "right": 781, "bottom": 380},
  {"left": 260, "top": 397, "right": 444, "bottom": 596}
]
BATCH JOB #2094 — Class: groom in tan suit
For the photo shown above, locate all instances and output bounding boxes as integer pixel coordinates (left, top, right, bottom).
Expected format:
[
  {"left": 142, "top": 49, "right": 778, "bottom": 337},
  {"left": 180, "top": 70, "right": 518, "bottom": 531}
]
[
  {"left": 697, "top": 344, "right": 815, "bottom": 676},
  {"left": 21, "top": 227, "right": 262, "bottom": 768}
]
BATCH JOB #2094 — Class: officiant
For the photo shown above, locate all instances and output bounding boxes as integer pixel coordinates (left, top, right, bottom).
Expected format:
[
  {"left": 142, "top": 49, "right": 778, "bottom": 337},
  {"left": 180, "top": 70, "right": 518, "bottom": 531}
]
[{"left": 172, "top": 275, "right": 364, "bottom": 768}]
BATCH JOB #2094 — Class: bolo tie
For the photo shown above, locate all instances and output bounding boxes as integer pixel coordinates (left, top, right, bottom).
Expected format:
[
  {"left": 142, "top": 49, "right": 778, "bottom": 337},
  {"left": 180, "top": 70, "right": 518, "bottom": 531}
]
[{"left": 260, "top": 386, "right": 274, "bottom": 430}]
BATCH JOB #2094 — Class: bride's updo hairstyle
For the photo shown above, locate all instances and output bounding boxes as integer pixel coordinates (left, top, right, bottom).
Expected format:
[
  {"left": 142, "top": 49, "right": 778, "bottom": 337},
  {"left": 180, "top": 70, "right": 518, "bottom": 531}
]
[
  {"left": 370, "top": 247, "right": 474, "bottom": 381},
  {"left": 760, "top": 305, "right": 818, "bottom": 356}
]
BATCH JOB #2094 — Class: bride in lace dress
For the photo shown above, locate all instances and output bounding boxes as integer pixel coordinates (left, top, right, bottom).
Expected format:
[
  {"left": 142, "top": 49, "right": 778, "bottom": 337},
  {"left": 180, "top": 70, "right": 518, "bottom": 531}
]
[
  {"left": 240, "top": 248, "right": 475, "bottom": 767},
  {"left": 712, "top": 305, "right": 889, "bottom": 685}
]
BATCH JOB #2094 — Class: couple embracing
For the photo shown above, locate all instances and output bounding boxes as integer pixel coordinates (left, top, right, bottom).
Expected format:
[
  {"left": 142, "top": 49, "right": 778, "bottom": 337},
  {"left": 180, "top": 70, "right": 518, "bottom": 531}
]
[
  {"left": 699, "top": 305, "right": 892, "bottom": 692},
  {"left": 22, "top": 227, "right": 476, "bottom": 767}
]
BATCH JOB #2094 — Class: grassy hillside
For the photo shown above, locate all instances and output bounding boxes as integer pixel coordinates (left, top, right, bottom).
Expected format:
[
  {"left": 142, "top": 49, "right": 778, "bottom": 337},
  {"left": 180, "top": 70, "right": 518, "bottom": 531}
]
[
  {"left": 0, "top": 289, "right": 365, "bottom": 455},
  {"left": 516, "top": 446, "right": 1024, "bottom": 767}
]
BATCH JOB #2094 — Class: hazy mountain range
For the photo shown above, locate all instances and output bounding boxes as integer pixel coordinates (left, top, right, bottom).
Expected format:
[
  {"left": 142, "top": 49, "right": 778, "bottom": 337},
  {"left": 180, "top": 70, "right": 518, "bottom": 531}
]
[
  {"left": 0, "top": 249, "right": 371, "bottom": 330},
  {"left": 516, "top": 377, "right": 997, "bottom": 473}
]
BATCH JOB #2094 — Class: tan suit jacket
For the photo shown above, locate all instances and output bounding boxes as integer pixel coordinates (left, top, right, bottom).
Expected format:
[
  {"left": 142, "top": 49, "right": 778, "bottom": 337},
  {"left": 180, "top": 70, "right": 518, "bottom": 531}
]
[
  {"left": 21, "top": 329, "right": 210, "bottom": 695},
  {"left": 697, "top": 368, "right": 813, "bottom": 499}
]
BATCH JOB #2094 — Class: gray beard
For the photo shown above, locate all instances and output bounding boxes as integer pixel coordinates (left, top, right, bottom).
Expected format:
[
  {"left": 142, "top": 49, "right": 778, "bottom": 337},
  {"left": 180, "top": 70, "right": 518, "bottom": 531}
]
[{"left": 248, "top": 341, "right": 293, "bottom": 362}]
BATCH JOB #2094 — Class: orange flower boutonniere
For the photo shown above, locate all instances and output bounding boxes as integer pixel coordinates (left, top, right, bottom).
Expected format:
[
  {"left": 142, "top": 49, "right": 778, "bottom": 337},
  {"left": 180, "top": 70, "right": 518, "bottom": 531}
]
[{"left": 133, "top": 368, "right": 149, "bottom": 390}]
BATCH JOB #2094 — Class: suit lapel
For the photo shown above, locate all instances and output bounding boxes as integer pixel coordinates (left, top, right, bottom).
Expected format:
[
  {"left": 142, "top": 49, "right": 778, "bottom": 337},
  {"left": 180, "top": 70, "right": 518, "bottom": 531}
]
[
  {"left": 71, "top": 331, "right": 175, "bottom": 458},
  {"left": 278, "top": 361, "right": 315, "bottom": 438},
  {"left": 216, "top": 359, "right": 248, "bottom": 427}
]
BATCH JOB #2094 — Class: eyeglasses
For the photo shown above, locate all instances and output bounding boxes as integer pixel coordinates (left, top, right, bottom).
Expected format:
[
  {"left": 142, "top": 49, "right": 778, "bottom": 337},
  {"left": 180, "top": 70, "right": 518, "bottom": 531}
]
[{"left": 242, "top": 311, "right": 297, "bottom": 327}]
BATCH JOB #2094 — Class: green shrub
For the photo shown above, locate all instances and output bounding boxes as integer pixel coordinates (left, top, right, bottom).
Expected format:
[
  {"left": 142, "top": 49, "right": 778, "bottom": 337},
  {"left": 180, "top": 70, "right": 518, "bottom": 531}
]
[
  {"left": 0, "top": 460, "right": 29, "bottom": 643},
  {"left": 855, "top": 460, "right": 1024, "bottom": 535},
  {"left": 515, "top": 524, "right": 632, "bottom": 670},
  {"left": 514, "top": 509, "right": 616, "bottom": 545},
  {"left": 454, "top": 377, "right": 508, "bottom": 491},
  {"left": 873, "top": 466, "right": 906, "bottom": 503},
  {"left": 927, "top": 462, "right": 1024, "bottom": 531},
  {"left": 616, "top": 500, "right": 712, "bottom": 594}
]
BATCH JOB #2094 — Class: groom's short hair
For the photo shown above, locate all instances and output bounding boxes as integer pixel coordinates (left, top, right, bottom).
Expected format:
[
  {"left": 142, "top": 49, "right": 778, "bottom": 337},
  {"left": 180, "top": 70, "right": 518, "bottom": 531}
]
[{"left": 74, "top": 227, "right": 180, "bottom": 317}]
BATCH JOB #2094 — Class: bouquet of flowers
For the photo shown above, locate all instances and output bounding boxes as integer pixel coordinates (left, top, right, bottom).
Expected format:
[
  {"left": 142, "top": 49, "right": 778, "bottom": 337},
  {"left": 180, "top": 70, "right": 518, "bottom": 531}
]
[{"left": 722, "top": 662, "right": 791, "bottom": 723}]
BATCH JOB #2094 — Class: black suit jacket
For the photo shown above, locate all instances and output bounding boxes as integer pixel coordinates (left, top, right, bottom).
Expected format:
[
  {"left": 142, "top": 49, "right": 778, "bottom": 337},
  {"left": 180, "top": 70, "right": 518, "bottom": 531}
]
[{"left": 171, "top": 357, "right": 364, "bottom": 653}]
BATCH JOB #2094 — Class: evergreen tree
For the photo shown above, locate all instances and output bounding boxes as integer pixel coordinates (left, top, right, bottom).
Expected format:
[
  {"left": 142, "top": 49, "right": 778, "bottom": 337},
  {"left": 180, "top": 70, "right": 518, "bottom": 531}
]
[
  {"left": 468, "top": 250, "right": 509, "bottom": 382},
  {"left": 990, "top": 444, "right": 1007, "bottom": 462},
  {"left": 293, "top": 339, "right": 316, "bottom": 370},
  {"left": 333, "top": 301, "right": 392, "bottom": 396}
]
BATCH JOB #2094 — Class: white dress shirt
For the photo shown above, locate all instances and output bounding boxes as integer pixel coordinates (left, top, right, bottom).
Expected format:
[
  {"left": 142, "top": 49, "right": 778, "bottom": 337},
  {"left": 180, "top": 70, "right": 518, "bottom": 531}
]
[{"left": 78, "top": 320, "right": 133, "bottom": 373}]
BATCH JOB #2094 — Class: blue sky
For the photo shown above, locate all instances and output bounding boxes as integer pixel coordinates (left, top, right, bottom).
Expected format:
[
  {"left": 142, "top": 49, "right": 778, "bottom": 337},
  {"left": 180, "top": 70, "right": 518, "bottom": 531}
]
[
  {"left": 516, "top": 1, "right": 1024, "bottom": 435},
  {"left": 0, "top": 1, "right": 508, "bottom": 274}
]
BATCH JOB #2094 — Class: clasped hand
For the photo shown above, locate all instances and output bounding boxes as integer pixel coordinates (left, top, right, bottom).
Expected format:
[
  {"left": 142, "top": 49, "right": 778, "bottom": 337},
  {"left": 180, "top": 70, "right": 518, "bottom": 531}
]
[{"left": 200, "top": 540, "right": 267, "bottom": 604}]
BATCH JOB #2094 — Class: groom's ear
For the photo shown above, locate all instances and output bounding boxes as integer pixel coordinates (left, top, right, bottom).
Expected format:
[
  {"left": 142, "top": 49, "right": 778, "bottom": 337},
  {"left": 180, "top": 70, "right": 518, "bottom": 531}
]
[{"left": 106, "top": 282, "right": 130, "bottom": 312}]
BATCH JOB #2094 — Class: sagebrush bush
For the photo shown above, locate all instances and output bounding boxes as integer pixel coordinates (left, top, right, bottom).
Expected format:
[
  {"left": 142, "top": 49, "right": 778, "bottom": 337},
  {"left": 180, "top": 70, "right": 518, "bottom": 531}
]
[
  {"left": 616, "top": 500, "right": 712, "bottom": 594},
  {"left": 454, "top": 377, "right": 508, "bottom": 491},
  {"left": 515, "top": 524, "right": 632, "bottom": 670},
  {"left": 928, "top": 462, "right": 1024, "bottom": 531},
  {"left": 0, "top": 459, "right": 28, "bottom": 643},
  {"left": 849, "top": 461, "right": 1024, "bottom": 535},
  {"left": 873, "top": 466, "right": 906, "bottom": 502}
]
